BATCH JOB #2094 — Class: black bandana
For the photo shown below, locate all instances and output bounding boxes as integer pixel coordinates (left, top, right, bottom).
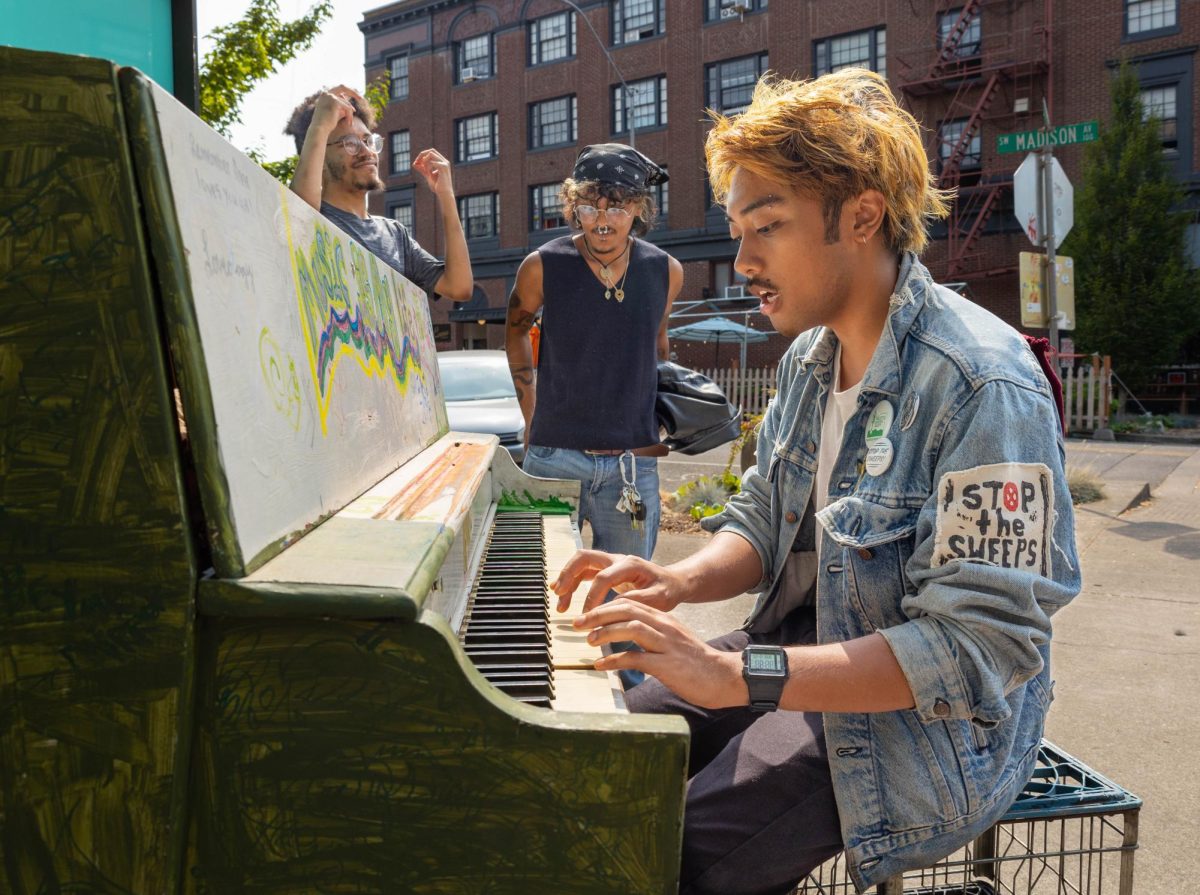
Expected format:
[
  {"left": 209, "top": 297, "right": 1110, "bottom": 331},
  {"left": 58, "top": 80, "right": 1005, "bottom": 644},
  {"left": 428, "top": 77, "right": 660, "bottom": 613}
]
[{"left": 571, "top": 143, "right": 669, "bottom": 191}]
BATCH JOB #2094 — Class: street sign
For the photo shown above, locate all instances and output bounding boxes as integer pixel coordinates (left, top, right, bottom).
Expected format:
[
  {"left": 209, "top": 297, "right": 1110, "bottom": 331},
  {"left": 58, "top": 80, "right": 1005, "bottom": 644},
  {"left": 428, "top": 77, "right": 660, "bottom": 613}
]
[
  {"left": 1013, "top": 154, "right": 1073, "bottom": 250},
  {"left": 998, "top": 121, "right": 1098, "bottom": 155}
]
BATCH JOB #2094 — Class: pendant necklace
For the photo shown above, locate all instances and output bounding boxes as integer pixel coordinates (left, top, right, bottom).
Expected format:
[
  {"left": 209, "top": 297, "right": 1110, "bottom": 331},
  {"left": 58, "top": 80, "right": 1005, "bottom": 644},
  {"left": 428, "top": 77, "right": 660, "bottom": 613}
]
[{"left": 582, "top": 237, "right": 631, "bottom": 301}]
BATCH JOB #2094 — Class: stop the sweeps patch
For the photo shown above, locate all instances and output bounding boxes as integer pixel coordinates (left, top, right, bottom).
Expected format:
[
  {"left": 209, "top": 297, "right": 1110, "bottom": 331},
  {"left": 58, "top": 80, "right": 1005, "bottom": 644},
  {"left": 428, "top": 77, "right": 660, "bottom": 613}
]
[{"left": 932, "top": 462, "right": 1054, "bottom": 576}]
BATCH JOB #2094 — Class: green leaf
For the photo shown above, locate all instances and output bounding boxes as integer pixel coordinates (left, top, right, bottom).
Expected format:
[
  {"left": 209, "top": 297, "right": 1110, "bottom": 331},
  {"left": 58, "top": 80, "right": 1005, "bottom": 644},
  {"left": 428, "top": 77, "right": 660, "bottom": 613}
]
[{"left": 199, "top": 0, "right": 334, "bottom": 138}]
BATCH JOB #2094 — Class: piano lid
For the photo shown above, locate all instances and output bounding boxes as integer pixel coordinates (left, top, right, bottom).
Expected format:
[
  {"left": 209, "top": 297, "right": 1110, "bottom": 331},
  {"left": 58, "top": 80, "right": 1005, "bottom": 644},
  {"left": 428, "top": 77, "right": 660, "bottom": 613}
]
[{"left": 123, "top": 75, "right": 449, "bottom": 578}]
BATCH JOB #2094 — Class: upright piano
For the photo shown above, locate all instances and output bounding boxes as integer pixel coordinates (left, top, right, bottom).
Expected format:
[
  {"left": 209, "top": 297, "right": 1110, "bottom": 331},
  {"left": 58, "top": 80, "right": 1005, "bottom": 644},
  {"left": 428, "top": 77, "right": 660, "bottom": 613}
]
[{"left": 0, "top": 48, "right": 688, "bottom": 894}]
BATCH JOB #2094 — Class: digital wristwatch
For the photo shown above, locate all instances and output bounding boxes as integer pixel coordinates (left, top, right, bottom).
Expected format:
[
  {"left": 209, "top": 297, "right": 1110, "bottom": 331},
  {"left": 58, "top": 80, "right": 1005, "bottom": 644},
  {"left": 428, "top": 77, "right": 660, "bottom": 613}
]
[{"left": 741, "top": 645, "right": 789, "bottom": 713}]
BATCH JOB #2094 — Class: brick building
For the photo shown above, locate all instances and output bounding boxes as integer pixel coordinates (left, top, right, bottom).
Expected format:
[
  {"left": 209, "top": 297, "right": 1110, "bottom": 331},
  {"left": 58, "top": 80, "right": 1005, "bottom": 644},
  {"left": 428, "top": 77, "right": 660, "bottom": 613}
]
[{"left": 359, "top": 0, "right": 1198, "bottom": 370}]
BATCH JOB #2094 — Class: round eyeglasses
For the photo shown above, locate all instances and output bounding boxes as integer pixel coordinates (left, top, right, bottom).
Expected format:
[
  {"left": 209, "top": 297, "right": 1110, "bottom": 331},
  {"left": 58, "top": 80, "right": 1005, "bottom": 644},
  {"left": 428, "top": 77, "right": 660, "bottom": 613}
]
[
  {"left": 326, "top": 133, "right": 385, "bottom": 156},
  {"left": 576, "top": 204, "right": 632, "bottom": 224}
]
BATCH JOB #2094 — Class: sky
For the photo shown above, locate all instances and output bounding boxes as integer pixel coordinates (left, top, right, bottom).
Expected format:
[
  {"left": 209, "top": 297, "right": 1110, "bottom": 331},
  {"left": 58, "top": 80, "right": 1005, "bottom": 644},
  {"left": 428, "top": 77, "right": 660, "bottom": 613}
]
[{"left": 197, "top": 0, "right": 384, "bottom": 161}]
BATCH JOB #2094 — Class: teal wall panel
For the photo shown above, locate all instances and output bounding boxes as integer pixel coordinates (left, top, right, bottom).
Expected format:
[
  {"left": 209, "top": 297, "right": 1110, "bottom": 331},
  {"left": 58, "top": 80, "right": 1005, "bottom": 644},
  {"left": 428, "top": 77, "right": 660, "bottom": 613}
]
[{"left": 3, "top": 0, "right": 176, "bottom": 90}]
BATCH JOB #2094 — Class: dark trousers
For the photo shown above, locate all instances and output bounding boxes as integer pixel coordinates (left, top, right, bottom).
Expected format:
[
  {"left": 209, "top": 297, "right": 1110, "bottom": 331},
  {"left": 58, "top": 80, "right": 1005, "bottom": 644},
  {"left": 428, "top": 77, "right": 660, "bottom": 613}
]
[{"left": 625, "top": 608, "right": 844, "bottom": 895}]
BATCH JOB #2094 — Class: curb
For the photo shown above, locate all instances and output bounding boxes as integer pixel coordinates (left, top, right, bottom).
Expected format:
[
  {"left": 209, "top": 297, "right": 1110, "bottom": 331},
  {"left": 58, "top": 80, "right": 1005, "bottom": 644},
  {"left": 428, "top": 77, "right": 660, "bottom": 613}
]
[{"left": 1113, "top": 432, "right": 1200, "bottom": 446}]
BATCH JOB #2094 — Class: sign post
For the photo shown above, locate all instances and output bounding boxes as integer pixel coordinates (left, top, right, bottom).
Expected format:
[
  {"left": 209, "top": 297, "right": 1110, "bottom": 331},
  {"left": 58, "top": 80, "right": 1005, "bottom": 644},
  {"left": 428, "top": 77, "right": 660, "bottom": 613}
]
[{"left": 1010, "top": 106, "right": 1079, "bottom": 356}]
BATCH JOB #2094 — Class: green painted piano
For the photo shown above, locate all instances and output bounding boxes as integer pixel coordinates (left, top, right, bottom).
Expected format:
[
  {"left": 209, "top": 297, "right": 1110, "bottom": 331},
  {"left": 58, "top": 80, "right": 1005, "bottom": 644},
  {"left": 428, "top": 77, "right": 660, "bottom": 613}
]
[{"left": 0, "top": 47, "right": 688, "bottom": 894}]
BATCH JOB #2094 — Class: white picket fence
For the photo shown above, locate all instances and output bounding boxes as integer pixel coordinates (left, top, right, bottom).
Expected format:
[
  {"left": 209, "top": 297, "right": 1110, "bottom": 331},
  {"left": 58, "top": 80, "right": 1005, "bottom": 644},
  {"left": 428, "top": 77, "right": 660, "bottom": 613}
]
[
  {"left": 696, "top": 367, "right": 776, "bottom": 416},
  {"left": 700, "top": 358, "right": 1112, "bottom": 432},
  {"left": 1061, "top": 355, "right": 1112, "bottom": 431}
]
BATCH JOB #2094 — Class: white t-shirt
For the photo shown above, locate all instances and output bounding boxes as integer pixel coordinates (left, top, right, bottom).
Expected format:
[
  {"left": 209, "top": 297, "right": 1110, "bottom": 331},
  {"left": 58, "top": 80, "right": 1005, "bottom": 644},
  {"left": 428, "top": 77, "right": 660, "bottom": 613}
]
[
  {"left": 775, "top": 347, "right": 862, "bottom": 617},
  {"left": 815, "top": 347, "right": 862, "bottom": 511}
]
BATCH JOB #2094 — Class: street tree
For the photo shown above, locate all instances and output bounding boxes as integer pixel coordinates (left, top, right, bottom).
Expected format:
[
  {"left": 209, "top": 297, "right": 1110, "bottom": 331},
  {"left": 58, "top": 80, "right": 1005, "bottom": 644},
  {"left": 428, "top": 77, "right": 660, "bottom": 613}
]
[
  {"left": 1062, "top": 63, "right": 1198, "bottom": 392},
  {"left": 199, "top": 0, "right": 333, "bottom": 138},
  {"left": 199, "top": 0, "right": 390, "bottom": 185}
]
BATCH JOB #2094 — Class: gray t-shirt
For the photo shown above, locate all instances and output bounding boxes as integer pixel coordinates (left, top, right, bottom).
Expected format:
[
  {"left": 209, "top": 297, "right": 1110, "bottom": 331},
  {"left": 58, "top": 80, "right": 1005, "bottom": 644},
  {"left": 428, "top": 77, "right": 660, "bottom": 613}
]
[{"left": 320, "top": 202, "right": 445, "bottom": 295}]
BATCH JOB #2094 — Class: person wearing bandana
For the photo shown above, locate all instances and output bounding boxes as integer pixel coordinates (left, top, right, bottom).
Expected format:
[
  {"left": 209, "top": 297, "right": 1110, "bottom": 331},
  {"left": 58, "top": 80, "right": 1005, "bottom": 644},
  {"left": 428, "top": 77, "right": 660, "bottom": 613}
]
[{"left": 505, "top": 143, "right": 683, "bottom": 687}]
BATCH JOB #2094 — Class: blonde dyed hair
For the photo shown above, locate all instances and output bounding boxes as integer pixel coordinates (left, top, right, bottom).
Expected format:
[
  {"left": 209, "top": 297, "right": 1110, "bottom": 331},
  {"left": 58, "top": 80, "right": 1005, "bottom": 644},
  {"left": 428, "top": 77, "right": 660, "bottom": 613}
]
[{"left": 705, "top": 68, "right": 950, "bottom": 255}]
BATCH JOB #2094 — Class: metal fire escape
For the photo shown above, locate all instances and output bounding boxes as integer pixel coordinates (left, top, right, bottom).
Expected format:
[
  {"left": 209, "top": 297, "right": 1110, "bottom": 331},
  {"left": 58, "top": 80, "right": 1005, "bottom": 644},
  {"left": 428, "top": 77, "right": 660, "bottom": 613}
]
[{"left": 899, "top": 0, "right": 1053, "bottom": 280}]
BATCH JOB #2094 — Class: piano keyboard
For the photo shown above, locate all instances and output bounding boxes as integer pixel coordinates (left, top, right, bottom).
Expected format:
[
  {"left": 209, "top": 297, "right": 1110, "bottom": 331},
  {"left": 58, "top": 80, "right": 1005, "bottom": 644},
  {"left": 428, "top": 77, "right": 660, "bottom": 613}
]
[{"left": 461, "top": 511, "right": 625, "bottom": 712}]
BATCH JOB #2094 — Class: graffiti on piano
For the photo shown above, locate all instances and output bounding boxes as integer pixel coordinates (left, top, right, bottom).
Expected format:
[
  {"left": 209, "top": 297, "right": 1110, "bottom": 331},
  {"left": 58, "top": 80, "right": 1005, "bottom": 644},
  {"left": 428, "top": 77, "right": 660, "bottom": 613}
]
[
  {"left": 286, "top": 218, "right": 440, "bottom": 435},
  {"left": 258, "top": 327, "right": 302, "bottom": 431}
]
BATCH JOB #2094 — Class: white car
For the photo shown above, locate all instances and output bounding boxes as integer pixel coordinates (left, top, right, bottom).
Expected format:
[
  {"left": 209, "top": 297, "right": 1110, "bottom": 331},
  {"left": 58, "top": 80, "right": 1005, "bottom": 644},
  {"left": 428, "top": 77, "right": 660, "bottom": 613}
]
[{"left": 436, "top": 350, "right": 526, "bottom": 464}]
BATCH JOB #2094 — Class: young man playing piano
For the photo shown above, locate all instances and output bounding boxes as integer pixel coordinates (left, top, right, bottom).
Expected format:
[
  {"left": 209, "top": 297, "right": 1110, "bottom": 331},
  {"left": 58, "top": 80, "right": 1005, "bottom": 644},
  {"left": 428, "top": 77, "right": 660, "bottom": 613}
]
[
  {"left": 286, "top": 87, "right": 473, "bottom": 302},
  {"left": 554, "top": 70, "right": 1080, "bottom": 894}
]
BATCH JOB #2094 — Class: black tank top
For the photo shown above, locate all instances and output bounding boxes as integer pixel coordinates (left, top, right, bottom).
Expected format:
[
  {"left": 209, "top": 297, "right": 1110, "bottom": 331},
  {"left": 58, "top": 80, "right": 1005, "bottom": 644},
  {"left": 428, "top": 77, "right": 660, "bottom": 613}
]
[{"left": 531, "top": 235, "right": 668, "bottom": 450}]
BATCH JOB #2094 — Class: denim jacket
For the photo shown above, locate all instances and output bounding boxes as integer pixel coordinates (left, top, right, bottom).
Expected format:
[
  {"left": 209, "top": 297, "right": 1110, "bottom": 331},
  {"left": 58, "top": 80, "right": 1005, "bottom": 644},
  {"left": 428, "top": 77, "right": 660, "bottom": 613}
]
[{"left": 705, "top": 254, "right": 1080, "bottom": 889}]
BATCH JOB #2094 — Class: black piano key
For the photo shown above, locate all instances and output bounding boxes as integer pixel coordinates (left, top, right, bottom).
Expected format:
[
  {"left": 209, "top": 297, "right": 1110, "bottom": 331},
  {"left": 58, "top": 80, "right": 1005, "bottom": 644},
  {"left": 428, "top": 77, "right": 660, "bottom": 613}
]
[{"left": 462, "top": 511, "right": 565, "bottom": 707}]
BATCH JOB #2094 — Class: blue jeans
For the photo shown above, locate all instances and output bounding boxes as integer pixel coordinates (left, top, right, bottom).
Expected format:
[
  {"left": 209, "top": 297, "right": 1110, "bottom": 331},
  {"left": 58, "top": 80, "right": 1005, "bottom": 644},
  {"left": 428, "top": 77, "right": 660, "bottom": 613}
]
[{"left": 523, "top": 445, "right": 661, "bottom": 688}]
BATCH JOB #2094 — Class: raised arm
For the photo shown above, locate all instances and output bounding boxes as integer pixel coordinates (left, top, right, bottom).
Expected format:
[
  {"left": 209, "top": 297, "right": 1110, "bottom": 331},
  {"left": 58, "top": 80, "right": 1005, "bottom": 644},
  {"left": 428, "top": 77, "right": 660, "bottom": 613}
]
[
  {"left": 289, "top": 89, "right": 358, "bottom": 210},
  {"left": 505, "top": 253, "right": 544, "bottom": 446},
  {"left": 413, "top": 149, "right": 473, "bottom": 302}
]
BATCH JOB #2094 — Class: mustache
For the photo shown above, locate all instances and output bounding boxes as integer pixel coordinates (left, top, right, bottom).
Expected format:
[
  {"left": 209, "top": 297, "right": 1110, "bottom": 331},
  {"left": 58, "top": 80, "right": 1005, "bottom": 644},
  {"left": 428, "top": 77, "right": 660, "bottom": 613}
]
[{"left": 746, "top": 276, "right": 779, "bottom": 293}]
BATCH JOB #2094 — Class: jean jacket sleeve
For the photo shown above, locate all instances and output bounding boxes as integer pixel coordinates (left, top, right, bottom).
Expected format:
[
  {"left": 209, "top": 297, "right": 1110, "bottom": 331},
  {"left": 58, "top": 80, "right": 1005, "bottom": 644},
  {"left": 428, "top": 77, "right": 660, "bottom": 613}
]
[{"left": 877, "top": 378, "right": 1081, "bottom": 727}]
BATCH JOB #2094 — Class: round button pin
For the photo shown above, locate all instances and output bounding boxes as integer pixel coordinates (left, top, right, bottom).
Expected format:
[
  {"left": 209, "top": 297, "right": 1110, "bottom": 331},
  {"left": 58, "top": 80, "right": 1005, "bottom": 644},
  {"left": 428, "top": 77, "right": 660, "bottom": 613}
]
[
  {"left": 865, "top": 400, "right": 895, "bottom": 445},
  {"left": 865, "top": 437, "right": 894, "bottom": 476}
]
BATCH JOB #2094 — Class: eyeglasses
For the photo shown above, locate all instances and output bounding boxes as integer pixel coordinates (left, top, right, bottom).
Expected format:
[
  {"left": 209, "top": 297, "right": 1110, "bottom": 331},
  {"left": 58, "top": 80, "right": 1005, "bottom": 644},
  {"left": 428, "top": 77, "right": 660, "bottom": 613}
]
[
  {"left": 326, "top": 133, "right": 385, "bottom": 156},
  {"left": 576, "top": 204, "right": 632, "bottom": 224}
]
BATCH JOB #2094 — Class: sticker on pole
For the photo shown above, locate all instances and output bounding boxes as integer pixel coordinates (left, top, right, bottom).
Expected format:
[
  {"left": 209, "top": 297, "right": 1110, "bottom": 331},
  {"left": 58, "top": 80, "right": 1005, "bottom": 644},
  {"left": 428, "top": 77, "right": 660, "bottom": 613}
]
[{"left": 932, "top": 462, "right": 1054, "bottom": 576}]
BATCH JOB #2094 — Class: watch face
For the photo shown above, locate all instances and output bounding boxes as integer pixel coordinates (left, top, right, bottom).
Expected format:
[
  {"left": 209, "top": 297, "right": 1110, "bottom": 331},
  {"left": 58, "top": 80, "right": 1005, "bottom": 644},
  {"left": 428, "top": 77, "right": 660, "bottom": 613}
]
[{"left": 747, "top": 647, "right": 787, "bottom": 675}]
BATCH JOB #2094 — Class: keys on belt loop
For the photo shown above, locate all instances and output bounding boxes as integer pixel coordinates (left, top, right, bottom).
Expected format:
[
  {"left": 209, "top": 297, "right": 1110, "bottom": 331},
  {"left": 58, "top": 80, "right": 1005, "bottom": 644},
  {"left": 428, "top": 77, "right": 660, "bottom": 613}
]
[{"left": 614, "top": 450, "right": 646, "bottom": 531}]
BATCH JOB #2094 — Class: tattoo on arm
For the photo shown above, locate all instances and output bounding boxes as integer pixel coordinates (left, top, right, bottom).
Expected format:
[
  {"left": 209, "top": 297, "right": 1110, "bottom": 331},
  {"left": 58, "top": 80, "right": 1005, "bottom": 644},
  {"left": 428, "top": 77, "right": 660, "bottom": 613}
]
[
  {"left": 510, "top": 365, "right": 534, "bottom": 403},
  {"left": 507, "top": 290, "right": 536, "bottom": 332}
]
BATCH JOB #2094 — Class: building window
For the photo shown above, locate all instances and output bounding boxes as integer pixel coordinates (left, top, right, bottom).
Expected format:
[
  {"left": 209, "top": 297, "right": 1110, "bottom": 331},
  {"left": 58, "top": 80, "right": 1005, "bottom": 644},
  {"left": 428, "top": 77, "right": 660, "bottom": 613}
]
[
  {"left": 705, "top": 0, "right": 768, "bottom": 22},
  {"left": 458, "top": 192, "right": 500, "bottom": 240},
  {"left": 388, "top": 54, "right": 409, "bottom": 100},
  {"left": 651, "top": 167, "right": 668, "bottom": 219},
  {"left": 457, "top": 34, "right": 494, "bottom": 83},
  {"left": 938, "top": 8, "right": 981, "bottom": 58},
  {"left": 1134, "top": 53, "right": 1193, "bottom": 176},
  {"left": 389, "top": 202, "right": 414, "bottom": 232},
  {"left": 1140, "top": 85, "right": 1179, "bottom": 155},
  {"left": 530, "top": 96, "right": 577, "bottom": 149},
  {"left": 938, "top": 119, "right": 982, "bottom": 171},
  {"left": 389, "top": 130, "right": 410, "bottom": 175},
  {"left": 814, "top": 27, "right": 887, "bottom": 79},
  {"left": 612, "top": 0, "right": 665, "bottom": 46},
  {"left": 529, "top": 11, "right": 576, "bottom": 65},
  {"left": 613, "top": 75, "right": 667, "bottom": 134},
  {"left": 531, "top": 184, "right": 567, "bottom": 230},
  {"left": 1125, "top": 0, "right": 1177, "bottom": 36},
  {"left": 455, "top": 112, "right": 499, "bottom": 163},
  {"left": 706, "top": 54, "right": 768, "bottom": 116}
]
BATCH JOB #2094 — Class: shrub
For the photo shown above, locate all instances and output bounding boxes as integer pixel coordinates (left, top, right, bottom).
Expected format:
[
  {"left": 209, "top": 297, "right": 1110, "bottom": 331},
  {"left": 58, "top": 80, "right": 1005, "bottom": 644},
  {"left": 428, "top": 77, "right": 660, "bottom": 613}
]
[{"left": 1067, "top": 465, "right": 1105, "bottom": 505}]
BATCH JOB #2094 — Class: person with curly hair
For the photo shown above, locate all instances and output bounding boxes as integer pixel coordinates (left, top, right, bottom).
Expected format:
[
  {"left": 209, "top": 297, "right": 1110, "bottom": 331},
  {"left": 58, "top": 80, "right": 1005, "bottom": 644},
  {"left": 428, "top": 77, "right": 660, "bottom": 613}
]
[
  {"left": 285, "top": 86, "right": 472, "bottom": 302},
  {"left": 505, "top": 144, "right": 682, "bottom": 688},
  {"left": 554, "top": 70, "right": 1079, "bottom": 893}
]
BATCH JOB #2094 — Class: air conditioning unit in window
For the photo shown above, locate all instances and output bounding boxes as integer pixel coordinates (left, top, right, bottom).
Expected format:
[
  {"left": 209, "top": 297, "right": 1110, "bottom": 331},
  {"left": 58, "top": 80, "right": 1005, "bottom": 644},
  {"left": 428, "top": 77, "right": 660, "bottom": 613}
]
[
  {"left": 461, "top": 67, "right": 477, "bottom": 82},
  {"left": 721, "top": 1, "right": 751, "bottom": 16},
  {"left": 723, "top": 285, "right": 747, "bottom": 299}
]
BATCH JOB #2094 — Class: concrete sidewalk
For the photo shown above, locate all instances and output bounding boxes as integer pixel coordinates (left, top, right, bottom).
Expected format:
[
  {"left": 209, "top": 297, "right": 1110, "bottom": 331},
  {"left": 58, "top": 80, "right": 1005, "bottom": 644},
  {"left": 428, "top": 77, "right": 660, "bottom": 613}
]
[
  {"left": 644, "top": 437, "right": 1200, "bottom": 892},
  {"left": 1047, "top": 440, "right": 1200, "bottom": 894}
]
